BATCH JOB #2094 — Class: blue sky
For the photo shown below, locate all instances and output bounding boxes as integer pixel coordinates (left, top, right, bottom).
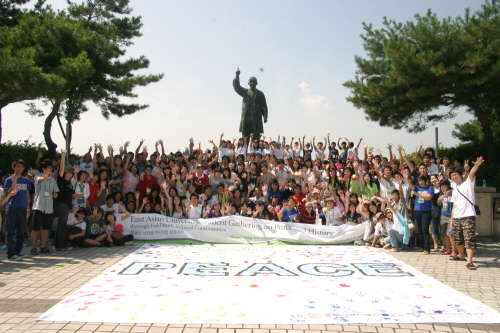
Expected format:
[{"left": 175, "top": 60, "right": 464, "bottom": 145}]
[{"left": 4, "top": 0, "right": 483, "bottom": 156}]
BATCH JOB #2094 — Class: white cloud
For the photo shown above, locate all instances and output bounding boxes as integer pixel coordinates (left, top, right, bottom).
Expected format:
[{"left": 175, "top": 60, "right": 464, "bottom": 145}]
[{"left": 297, "top": 81, "right": 332, "bottom": 115}]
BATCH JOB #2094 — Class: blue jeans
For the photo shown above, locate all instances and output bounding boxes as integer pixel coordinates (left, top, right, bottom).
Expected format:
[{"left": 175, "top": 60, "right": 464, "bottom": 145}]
[
  {"left": 414, "top": 210, "right": 431, "bottom": 252},
  {"left": 386, "top": 228, "right": 404, "bottom": 250},
  {"left": 5, "top": 207, "right": 27, "bottom": 258}
]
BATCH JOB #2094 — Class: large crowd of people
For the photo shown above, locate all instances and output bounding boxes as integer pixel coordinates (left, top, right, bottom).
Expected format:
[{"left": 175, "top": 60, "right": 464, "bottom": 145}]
[{"left": 0, "top": 134, "right": 484, "bottom": 270}]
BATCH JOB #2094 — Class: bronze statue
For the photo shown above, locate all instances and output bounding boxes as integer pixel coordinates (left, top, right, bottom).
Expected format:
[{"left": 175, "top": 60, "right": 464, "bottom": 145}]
[{"left": 233, "top": 68, "right": 268, "bottom": 142}]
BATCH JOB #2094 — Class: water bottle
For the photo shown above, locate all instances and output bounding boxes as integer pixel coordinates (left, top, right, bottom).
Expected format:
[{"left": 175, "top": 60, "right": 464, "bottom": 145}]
[{"left": 483, "top": 179, "right": 486, "bottom": 187}]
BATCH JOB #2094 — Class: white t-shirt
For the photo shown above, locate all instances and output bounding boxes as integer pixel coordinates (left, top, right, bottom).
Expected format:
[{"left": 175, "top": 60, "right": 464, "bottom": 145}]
[
  {"left": 188, "top": 204, "right": 203, "bottom": 219},
  {"left": 451, "top": 177, "right": 476, "bottom": 218},
  {"left": 347, "top": 147, "right": 358, "bottom": 160},
  {"left": 314, "top": 147, "right": 326, "bottom": 160},
  {"left": 271, "top": 147, "right": 283, "bottom": 158},
  {"left": 325, "top": 207, "right": 343, "bottom": 226},
  {"left": 67, "top": 213, "right": 87, "bottom": 230},
  {"left": 249, "top": 146, "right": 263, "bottom": 155},
  {"left": 374, "top": 219, "right": 394, "bottom": 236},
  {"left": 235, "top": 146, "right": 247, "bottom": 156},
  {"left": 283, "top": 149, "right": 293, "bottom": 160},
  {"left": 426, "top": 163, "right": 439, "bottom": 175},
  {"left": 379, "top": 177, "right": 397, "bottom": 197},
  {"left": 219, "top": 147, "right": 231, "bottom": 159},
  {"left": 100, "top": 203, "right": 119, "bottom": 214}
]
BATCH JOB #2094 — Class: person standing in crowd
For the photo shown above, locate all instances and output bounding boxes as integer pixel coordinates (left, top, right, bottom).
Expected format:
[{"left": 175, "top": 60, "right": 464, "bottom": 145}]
[
  {"left": 450, "top": 157, "right": 484, "bottom": 270},
  {"left": 30, "top": 161, "right": 59, "bottom": 255},
  {"left": 53, "top": 150, "right": 75, "bottom": 251},
  {"left": 407, "top": 174, "right": 434, "bottom": 255},
  {"left": 4, "top": 160, "right": 32, "bottom": 261}
]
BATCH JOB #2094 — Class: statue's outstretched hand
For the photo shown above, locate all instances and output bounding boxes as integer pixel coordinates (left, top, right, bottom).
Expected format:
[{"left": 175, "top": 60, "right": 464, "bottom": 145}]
[
  {"left": 236, "top": 68, "right": 240, "bottom": 77},
  {"left": 264, "top": 117, "right": 268, "bottom": 124}
]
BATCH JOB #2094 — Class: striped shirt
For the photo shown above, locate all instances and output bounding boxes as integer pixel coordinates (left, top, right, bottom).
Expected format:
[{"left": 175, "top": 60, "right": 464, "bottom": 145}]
[{"left": 32, "top": 175, "right": 59, "bottom": 214}]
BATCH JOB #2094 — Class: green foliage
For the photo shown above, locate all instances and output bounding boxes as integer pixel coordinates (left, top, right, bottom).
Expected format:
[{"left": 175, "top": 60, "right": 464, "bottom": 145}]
[
  {"left": 438, "top": 142, "right": 500, "bottom": 190},
  {"left": 452, "top": 117, "right": 500, "bottom": 144},
  {"left": 59, "top": 0, "right": 164, "bottom": 123},
  {"left": 0, "top": 0, "right": 31, "bottom": 27},
  {"left": 344, "top": 0, "right": 500, "bottom": 163},
  {"left": 0, "top": 139, "right": 45, "bottom": 174}
]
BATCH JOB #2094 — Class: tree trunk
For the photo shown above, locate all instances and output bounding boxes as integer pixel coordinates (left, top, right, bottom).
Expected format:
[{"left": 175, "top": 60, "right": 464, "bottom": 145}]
[
  {"left": 476, "top": 113, "right": 497, "bottom": 165},
  {"left": 43, "top": 101, "right": 61, "bottom": 160}
]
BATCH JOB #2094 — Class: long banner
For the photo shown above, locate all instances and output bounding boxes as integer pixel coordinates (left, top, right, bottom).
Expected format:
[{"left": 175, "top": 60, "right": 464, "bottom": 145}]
[{"left": 120, "top": 214, "right": 365, "bottom": 244}]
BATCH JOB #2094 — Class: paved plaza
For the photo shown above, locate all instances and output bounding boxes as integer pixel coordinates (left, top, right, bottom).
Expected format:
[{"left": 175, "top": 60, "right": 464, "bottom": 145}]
[{"left": 1, "top": 242, "right": 499, "bottom": 333}]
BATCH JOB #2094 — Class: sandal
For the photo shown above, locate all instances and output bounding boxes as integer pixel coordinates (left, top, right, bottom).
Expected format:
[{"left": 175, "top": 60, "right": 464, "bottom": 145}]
[
  {"left": 40, "top": 247, "right": 53, "bottom": 254},
  {"left": 441, "top": 251, "right": 452, "bottom": 255},
  {"left": 30, "top": 248, "right": 38, "bottom": 255},
  {"left": 466, "top": 263, "right": 476, "bottom": 270},
  {"left": 449, "top": 256, "right": 466, "bottom": 261}
]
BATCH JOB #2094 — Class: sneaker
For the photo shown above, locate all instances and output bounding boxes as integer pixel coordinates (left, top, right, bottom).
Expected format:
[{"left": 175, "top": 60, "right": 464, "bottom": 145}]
[
  {"left": 17, "top": 253, "right": 27, "bottom": 258},
  {"left": 9, "top": 255, "right": 20, "bottom": 261},
  {"left": 1, "top": 245, "right": 6, "bottom": 250},
  {"left": 383, "top": 244, "right": 391, "bottom": 249},
  {"left": 390, "top": 248, "right": 400, "bottom": 252},
  {"left": 417, "top": 248, "right": 424, "bottom": 252},
  {"left": 124, "top": 241, "right": 134, "bottom": 246},
  {"left": 22, "top": 243, "right": 28, "bottom": 247},
  {"left": 422, "top": 251, "right": 430, "bottom": 255}
]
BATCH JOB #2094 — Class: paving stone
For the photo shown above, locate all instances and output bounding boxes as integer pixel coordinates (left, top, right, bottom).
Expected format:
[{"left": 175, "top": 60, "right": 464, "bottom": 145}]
[
  {"left": 276, "top": 325, "right": 293, "bottom": 329},
  {"left": 217, "top": 329, "right": 235, "bottom": 333},
  {"left": 293, "top": 325, "right": 309, "bottom": 330},
  {"left": 259, "top": 325, "right": 276, "bottom": 329},
  {"left": 325, "top": 325, "right": 344, "bottom": 331},
  {"left": 451, "top": 328, "right": 471, "bottom": 333},
  {"left": 374, "top": 328, "right": 393, "bottom": 333},
  {"left": 358, "top": 327, "right": 378, "bottom": 332},
  {"left": 165, "top": 329, "right": 184, "bottom": 333},
  {"left": 200, "top": 329, "right": 218, "bottom": 333},
  {"left": 183, "top": 328, "right": 202, "bottom": 333},
  {"left": 308, "top": 325, "right": 326, "bottom": 331},
  {"left": 148, "top": 327, "right": 167, "bottom": 333}
]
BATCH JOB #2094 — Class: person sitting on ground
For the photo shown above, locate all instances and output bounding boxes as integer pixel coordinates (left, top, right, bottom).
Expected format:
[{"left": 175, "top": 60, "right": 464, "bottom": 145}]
[
  {"left": 203, "top": 200, "right": 224, "bottom": 218},
  {"left": 344, "top": 202, "right": 362, "bottom": 225},
  {"left": 370, "top": 211, "right": 393, "bottom": 248},
  {"left": 184, "top": 193, "right": 203, "bottom": 219},
  {"left": 84, "top": 208, "right": 109, "bottom": 247},
  {"left": 67, "top": 207, "right": 87, "bottom": 248},
  {"left": 103, "top": 206, "right": 133, "bottom": 246},
  {"left": 298, "top": 199, "right": 319, "bottom": 224},
  {"left": 100, "top": 193, "right": 119, "bottom": 214},
  {"left": 278, "top": 197, "right": 299, "bottom": 222}
]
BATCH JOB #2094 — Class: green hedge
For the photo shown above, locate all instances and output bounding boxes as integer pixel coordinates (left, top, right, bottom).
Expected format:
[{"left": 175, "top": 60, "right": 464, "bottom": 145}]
[
  {"left": 438, "top": 143, "right": 500, "bottom": 190},
  {"left": 0, "top": 140, "right": 46, "bottom": 175}
]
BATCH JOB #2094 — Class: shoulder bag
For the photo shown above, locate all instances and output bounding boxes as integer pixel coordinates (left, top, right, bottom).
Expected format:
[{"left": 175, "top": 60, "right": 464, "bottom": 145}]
[{"left": 456, "top": 187, "right": 481, "bottom": 216}]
